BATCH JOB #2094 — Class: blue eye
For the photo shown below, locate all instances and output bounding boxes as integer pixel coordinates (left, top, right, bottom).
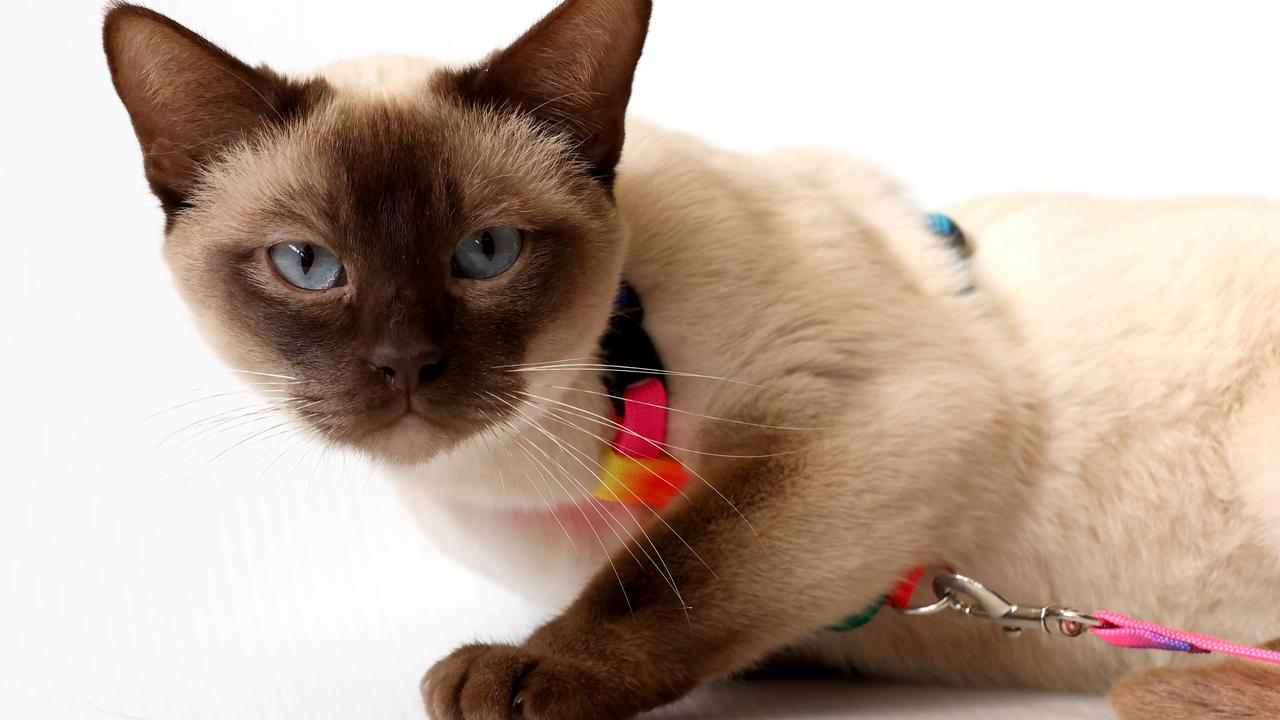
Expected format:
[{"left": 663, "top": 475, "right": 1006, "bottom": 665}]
[
  {"left": 268, "top": 243, "right": 345, "bottom": 291},
  {"left": 453, "top": 227, "right": 523, "bottom": 279}
]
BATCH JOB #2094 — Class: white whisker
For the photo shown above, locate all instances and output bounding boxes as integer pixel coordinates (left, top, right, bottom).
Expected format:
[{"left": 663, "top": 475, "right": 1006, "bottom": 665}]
[
  {"left": 179, "top": 421, "right": 297, "bottom": 487},
  {"left": 515, "top": 390, "right": 794, "bottom": 459},
  {"left": 485, "top": 392, "right": 672, "bottom": 590},
  {"left": 532, "top": 400, "right": 717, "bottom": 580},
  {"left": 122, "top": 389, "right": 290, "bottom": 430},
  {"left": 144, "top": 398, "right": 300, "bottom": 461},
  {"left": 156, "top": 398, "right": 320, "bottom": 459},
  {"left": 249, "top": 429, "right": 312, "bottom": 491},
  {"left": 515, "top": 389, "right": 763, "bottom": 547},
  {"left": 489, "top": 391, "right": 689, "bottom": 607},
  {"left": 502, "top": 363, "right": 780, "bottom": 392},
  {"left": 535, "top": 383, "right": 827, "bottom": 431},
  {"left": 485, "top": 414, "right": 579, "bottom": 555},
  {"left": 226, "top": 369, "right": 300, "bottom": 381},
  {"left": 489, "top": 357, "right": 599, "bottom": 370},
  {"left": 508, "top": 432, "right": 633, "bottom": 614}
]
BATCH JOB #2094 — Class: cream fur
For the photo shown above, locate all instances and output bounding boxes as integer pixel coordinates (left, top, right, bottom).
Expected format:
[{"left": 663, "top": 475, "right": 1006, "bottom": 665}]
[{"left": 323, "top": 58, "right": 1280, "bottom": 691}]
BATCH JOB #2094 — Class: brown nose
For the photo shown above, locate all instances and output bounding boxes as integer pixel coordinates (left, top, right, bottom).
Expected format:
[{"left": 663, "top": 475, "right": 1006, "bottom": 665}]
[{"left": 368, "top": 344, "right": 446, "bottom": 394}]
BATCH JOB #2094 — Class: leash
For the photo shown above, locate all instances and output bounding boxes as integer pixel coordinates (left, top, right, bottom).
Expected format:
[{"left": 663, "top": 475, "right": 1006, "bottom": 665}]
[{"left": 847, "top": 566, "right": 1280, "bottom": 666}]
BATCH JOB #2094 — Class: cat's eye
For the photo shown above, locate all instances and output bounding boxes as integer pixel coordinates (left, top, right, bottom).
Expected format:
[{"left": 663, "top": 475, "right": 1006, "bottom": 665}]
[
  {"left": 268, "top": 242, "right": 345, "bottom": 291},
  {"left": 452, "top": 226, "right": 524, "bottom": 280}
]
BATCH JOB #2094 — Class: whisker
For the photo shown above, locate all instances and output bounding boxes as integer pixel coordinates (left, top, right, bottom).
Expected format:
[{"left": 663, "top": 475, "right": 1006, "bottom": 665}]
[
  {"left": 483, "top": 412, "right": 580, "bottom": 556},
  {"left": 530, "top": 401, "right": 693, "bottom": 509},
  {"left": 152, "top": 398, "right": 318, "bottom": 459},
  {"left": 515, "top": 390, "right": 794, "bottom": 460},
  {"left": 490, "top": 392, "right": 688, "bottom": 607},
  {"left": 486, "top": 392, "right": 667, "bottom": 590},
  {"left": 489, "top": 357, "right": 599, "bottom": 370},
  {"left": 502, "top": 363, "right": 781, "bottom": 393},
  {"left": 515, "top": 389, "right": 763, "bottom": 548},
  {"left": 122, "top": 388, "right": 291, "bottom": 430},
  {"left": 521, "top": 462, "right": 579, "bottom": 553},
  {"left": 249, "top": 429, "right": 308, "bottom": 492},
  {"left": 490, "top": 394, "right": 638, "bottom": 540},
  {"left": 534, "top": 383, "right": 828, "bottom": 431},
  {"left": 178, "top": 421, "right": 297, "bottom": 487},
  {"left": 144, "top": 398, "right": 299, "bottom": 460},
  {"left": 474, "top": 407, "right": 512, "bottom": 499},
  {"left": 286, "top": 433, "right": 324, "bottom": 487},
  {"left": 226, "top": 369, "right": 299, "bottom": 381},
  {"left": 308, "top": 439, "right": 334, "bottom": 498},
  {"left": 484, "top": 396, "right": 641, "bottom": 613},
  {"left": 507, "top": 432, "right": 632, "bottom": 614},
  {"left": 531, "top": 400, "right": 717, "bottom": 580}
]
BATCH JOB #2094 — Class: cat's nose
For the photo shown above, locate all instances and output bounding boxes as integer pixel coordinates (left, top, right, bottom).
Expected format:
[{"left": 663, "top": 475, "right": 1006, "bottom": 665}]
[{"left": 367, "top": 344, "right": 446, "bottom": 395}]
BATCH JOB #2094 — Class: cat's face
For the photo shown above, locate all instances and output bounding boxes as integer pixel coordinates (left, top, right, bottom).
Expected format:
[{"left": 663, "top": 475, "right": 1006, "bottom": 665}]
[
  {"left": 165, "top": 90, "right": 627, "bottom": 464},
  {"left": 105, "top": 0, "right": 651, "bottom": 465}
]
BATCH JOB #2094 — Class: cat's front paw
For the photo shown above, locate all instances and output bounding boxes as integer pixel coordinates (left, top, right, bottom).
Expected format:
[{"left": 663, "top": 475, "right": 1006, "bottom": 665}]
[{"left": 421, "top": 643, "right": 630, "bottom": 720}]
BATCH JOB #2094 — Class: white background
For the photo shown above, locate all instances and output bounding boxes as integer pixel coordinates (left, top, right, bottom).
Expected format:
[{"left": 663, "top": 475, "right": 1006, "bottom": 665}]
[{"left": 4, "top": 1, "right": 1280, "bottom": 718}]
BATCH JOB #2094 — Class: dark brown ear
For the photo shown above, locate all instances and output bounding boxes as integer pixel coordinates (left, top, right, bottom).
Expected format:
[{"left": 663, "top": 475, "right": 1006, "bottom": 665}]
[
  {"left": 103, "top": 4, "right": 324, "bottom": 216},
  {"left": 449, "top": 0, "right": 652, "bottom": 187}
]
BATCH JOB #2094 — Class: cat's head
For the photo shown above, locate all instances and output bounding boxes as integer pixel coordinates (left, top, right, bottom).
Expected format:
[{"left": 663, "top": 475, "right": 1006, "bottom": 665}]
[{"left": 104, "top": 0, "right": 651, "bottom": 465}]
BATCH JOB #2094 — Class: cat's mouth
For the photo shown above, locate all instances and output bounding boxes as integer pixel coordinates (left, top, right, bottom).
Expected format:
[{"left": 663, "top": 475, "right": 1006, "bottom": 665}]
[
  {"left": 350, "top": 408, "right": 470, "bottom": 465},
  {"left": 368, "top": 404, "right": 429, "bottom": 433},
  {"left": 286, "top": 384, "right": 500, "bottom": 466}
]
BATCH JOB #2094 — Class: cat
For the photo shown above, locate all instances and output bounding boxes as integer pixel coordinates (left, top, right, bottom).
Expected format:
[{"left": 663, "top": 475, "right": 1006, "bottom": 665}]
[{"left": 103, "top": 0, "right": 1280, "bottom": 718}]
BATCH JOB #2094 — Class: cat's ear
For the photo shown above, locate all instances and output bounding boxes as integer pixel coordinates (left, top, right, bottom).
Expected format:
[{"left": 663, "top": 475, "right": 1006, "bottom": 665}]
[
  {"left": 103, "top": 4, "right": 322, "bottom": 215},
  {"left": 450, "top": 0, "right": 652, "bottom": 187}
]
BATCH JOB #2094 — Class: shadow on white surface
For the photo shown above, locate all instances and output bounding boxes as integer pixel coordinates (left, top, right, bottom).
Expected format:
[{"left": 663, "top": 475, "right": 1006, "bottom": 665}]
[{"left": 649, "top": 680, "right": 1111, "bottom": 720}]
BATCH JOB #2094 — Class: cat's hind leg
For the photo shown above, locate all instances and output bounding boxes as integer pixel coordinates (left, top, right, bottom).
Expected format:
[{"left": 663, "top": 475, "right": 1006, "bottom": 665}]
[
  {"left": 1108, "top": 368, "right": 1280, "bottom": 719},
  {"left": 1109, "top": 653, "right": 1280, "bottom": 720}
]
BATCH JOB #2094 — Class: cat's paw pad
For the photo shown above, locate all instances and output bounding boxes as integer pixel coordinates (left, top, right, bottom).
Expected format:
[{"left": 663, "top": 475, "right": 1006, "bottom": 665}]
[{"left": 421, "top": 643, "right": 616, "bottom": 720}]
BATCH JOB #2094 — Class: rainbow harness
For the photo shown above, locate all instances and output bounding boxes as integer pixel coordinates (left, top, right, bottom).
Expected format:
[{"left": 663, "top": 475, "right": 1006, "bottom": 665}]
[{"left": 590, "top": 283, "right": 689, "bottom": 508}]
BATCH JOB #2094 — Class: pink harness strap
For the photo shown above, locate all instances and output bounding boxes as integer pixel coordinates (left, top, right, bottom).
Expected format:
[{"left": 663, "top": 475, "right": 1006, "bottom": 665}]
[
  {"left": 593, "top": 378, "right": 689, "bottom": 508},
  {"left": 610, "top": 377, "right": 669, "bottom": 458},
  {"left": 1091, "top": 611, "right": 1280, "bottom": 665}
]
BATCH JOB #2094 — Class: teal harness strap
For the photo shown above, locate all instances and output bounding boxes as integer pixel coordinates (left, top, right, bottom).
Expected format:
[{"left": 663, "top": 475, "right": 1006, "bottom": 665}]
[
  {"left": 828, "top": 596, "right": 887, "bottom": 632},
  {"left": 925, "top": 211, "right": 974, "bottom": 295}
]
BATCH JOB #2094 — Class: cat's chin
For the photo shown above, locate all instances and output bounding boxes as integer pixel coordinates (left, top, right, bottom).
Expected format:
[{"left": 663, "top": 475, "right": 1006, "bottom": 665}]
[{"left": 354, "top": 412, "right": 462, "bottom": 467}]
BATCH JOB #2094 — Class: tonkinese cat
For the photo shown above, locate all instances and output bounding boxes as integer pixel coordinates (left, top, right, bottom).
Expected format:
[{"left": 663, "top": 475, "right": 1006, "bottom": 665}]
[{"left": 104, "top": 1, "right": 1280, "bottom": 717}]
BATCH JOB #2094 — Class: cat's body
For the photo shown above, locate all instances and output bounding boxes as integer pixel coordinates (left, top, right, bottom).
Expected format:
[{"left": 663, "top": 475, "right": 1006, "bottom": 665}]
[
  {"left": 390, "top": 91, "right": 1280, "bottom": 691},
  {"left": 104, "top": 2, "right": 1280, "bottom": 717}
]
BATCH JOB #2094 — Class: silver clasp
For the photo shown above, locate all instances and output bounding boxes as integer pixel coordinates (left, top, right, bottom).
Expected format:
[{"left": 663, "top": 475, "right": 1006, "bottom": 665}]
[{"left": 897, "top": 570, "right": 1101, "bottom": 638}]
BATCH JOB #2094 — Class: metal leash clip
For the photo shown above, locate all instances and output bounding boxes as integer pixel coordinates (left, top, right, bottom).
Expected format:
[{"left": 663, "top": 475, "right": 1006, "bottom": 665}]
[{"left": 896, "top": 570, "right": 1102, "bottom": 638}]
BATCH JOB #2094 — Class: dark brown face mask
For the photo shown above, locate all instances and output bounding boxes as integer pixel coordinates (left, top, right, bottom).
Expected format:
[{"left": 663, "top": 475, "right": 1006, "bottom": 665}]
[{"left": 102, "top": 0, "right": 651, "bottom": 464}]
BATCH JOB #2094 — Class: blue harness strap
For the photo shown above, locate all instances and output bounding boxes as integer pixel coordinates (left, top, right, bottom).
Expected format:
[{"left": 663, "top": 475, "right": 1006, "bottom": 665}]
[{"left": 925, "top": 212, "right": 974, "bottom": 295}]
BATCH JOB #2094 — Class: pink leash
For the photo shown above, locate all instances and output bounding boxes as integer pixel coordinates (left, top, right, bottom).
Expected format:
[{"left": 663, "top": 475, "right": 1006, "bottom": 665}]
[
  {"left": 891, "top": 569, "right": 1280, "bottom": 666},
  {"left": 1090, "top": 610, "right": 1280, "bottom": 664}
]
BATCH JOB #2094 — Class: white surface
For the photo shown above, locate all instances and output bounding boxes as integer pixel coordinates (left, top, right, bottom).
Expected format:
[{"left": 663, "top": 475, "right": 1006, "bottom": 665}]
[{"left": 5, "top": 1, "right": 1280, "bottom": 718}]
